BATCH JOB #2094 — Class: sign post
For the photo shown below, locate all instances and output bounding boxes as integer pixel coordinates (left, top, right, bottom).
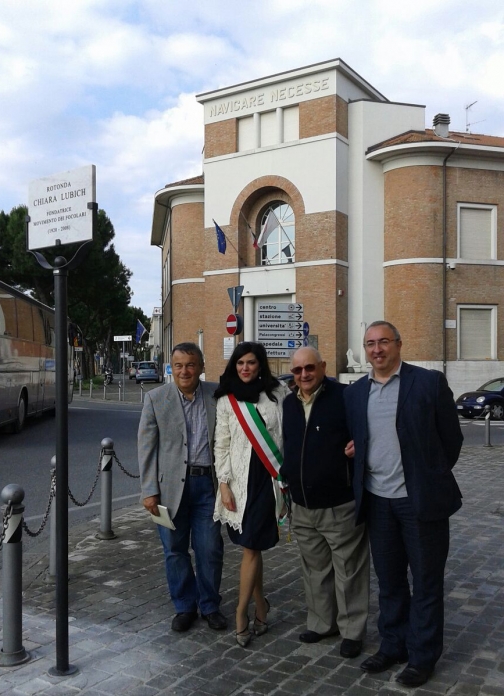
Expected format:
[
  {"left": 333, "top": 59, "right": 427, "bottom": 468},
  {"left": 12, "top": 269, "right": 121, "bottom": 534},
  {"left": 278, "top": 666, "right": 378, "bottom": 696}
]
[
  {"left": 27, "top": 165, "right": 96, "bottom": 678},
  {"left": 114, "top": 336, "right": 132, "bottom": 399}
]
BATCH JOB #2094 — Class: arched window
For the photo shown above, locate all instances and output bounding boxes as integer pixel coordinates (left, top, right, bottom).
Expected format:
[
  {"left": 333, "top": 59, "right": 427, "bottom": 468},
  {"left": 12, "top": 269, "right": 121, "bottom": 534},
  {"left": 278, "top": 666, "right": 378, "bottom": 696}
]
[{"left": 259, "top": 202, "right": 295, "bottom": 265}]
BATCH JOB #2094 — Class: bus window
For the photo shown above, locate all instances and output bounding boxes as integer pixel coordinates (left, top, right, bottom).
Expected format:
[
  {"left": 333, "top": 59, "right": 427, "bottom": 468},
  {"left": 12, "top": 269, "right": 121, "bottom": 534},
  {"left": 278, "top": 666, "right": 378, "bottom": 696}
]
[
  {"left": 0, "top": 289, "right": 17, "bottom": 337},
  {"left": 16, "top": 299, "right": 34, "bottom": 342}
]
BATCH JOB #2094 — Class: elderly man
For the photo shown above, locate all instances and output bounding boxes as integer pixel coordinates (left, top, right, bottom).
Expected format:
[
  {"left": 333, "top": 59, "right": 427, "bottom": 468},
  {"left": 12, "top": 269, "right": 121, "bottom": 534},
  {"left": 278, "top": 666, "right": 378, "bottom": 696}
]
[
  {"left": 138, "top": 342, "right": 226, "bottom": 632},
  {"left": 344, "top": 321, "right": 463, "bottom": 687},
  {"left": 280, "top": 347, "right": 369, "bottom": 658}
]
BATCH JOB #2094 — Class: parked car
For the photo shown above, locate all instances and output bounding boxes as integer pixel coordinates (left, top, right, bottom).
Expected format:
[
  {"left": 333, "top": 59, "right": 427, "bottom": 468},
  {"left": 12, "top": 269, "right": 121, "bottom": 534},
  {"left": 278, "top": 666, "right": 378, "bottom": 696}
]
[
  {"left": 128, "top": 362, "right": 139, "bottom": 379},
  {"left": 456, "top": 378, "right": 504, "bottom": 420},
  {"left": 135, "top": 361, "right": 160, "bottom": 384}
]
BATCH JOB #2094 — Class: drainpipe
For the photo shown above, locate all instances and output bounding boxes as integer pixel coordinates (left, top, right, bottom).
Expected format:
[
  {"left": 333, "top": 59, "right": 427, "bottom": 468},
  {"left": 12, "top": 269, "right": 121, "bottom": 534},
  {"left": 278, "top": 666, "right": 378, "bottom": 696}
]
[{"left": 442, "top": 148, "right": 457, "bottom": 375}]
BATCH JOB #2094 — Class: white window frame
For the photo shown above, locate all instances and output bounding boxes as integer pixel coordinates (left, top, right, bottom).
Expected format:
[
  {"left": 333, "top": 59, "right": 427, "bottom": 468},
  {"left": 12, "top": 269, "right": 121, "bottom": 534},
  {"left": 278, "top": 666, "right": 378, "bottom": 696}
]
[
  {"left": 457, "top": 304, "right": 497, "bottom": 360},
  {"left": 457, "top": 203, "right": 497, "bottom": 260}
]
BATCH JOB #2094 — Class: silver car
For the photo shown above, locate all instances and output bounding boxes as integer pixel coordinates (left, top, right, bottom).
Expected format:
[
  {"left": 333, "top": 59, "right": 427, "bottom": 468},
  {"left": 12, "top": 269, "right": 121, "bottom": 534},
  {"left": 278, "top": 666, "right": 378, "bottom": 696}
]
[{"left": 135, "top": 361, "right": 160, "bottom": 384}]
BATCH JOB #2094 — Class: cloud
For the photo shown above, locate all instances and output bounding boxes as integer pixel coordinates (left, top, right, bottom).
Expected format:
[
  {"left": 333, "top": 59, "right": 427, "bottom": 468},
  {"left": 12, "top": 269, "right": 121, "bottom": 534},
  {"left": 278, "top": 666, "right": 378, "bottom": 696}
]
[{"left": 1, "top": 0, "right": 504, "bottom": 313}]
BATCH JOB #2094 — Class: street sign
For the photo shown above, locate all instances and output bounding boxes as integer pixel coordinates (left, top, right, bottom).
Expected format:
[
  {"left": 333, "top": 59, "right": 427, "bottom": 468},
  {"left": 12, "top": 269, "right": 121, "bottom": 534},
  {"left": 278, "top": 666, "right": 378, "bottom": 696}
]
[
  {"left": 114, "top": 335, "right": 132, "bottom": 341},
  {"left": 258, "top": 330, "right": 303, "bottom": 340},
  {"left": 303, "top": 321, "right": 310, "bottom": 337},
  {"left": 227, "top": 286, "right": 244, "bottom": 313},
  {"left": 28, "top": 164, "right": 96, "bottom": 251},
  {"left": 223, "top": 337, "right": 234, "bottom": 358},
  {"left": 257, "top": 302, "right": 304, "bottom": 358},
  {"left": 258, "top": 303, "right": 303, "bottom": 312},
  {"left": 260, "top": 339, "right": 303, "bottom": 350},
  {"left": 226, "top": 314, "right": 243, "bottom": 335}
]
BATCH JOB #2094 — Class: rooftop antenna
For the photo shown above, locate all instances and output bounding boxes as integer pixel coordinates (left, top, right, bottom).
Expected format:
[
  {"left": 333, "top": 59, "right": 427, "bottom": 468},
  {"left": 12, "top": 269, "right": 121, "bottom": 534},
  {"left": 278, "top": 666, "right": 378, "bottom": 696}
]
[{"left": 465, "top": 100, "right": 485, "bottom": 133}]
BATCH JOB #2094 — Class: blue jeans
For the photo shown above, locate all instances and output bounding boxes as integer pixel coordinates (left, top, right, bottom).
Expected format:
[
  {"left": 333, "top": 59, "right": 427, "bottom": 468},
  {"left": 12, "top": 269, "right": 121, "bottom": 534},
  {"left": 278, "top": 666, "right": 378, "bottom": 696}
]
[
  {"left": 157, "top": 474, "right": 224, "bottom": 615},
  {"left": 367, "top": 493, "right": 449, "bottom": 668}
]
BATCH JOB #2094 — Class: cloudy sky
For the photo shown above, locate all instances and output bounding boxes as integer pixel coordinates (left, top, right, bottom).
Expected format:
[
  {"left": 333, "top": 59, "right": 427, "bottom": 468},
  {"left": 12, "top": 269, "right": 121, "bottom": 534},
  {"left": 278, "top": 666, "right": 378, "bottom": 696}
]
[{"left": 1, "top": 0, "right": 503, "bottom": 314}]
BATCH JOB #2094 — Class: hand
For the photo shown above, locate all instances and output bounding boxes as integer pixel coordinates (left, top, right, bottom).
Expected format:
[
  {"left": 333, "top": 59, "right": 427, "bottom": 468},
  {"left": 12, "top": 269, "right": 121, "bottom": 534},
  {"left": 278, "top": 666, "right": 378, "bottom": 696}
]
[
  {"left": 220, "top": 482, "right": 236, "bottom": 512},
  {"left": 143, "top": 495, "right": 160, "bottom": 516},
  {"left": 344, "top": 440, "right": 355, "bottom": 458}
]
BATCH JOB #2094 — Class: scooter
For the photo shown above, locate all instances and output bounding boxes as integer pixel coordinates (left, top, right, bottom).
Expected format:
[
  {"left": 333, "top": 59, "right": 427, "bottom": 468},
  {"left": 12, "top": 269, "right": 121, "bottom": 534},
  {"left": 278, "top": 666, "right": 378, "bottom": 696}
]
[{"left": 104, "top": 368, "right": 114, "bottom": 385}]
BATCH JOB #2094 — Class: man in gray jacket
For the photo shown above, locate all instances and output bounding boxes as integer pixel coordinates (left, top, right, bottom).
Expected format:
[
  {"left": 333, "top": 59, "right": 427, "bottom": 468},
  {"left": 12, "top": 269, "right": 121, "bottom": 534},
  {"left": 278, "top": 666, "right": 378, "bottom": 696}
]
[{"left": 138, "top": 342, "right": 226, "bottom": 632}]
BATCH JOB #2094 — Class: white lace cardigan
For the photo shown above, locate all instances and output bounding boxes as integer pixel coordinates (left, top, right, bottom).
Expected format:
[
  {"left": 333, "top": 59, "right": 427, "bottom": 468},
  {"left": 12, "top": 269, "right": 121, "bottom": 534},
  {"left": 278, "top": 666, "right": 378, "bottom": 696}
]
[{"left": 213, "top": 384, "right": 290, "bottom": 533}]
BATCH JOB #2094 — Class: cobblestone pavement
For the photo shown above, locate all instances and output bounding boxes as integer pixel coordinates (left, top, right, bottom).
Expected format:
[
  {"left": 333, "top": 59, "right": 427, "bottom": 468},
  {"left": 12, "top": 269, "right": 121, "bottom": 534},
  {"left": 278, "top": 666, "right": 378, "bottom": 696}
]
[{"left": 0, "top": 447, "right": 503, "bottom": 695}]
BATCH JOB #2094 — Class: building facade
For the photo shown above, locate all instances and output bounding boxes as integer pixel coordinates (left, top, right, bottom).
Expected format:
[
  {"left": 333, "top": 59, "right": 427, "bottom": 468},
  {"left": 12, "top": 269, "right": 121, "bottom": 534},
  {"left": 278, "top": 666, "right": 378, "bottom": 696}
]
[{"left": 150, "top": 58, "right": 504, "bottom": 396}]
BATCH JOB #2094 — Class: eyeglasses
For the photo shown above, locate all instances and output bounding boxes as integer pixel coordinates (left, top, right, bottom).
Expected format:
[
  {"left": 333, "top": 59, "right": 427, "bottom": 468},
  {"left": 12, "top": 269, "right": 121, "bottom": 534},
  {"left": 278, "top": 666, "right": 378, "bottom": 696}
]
[
  {"left": 363, "top": 338, "right": 398, "bottom": 349},
  {"left": 291, "top": 363, "right": 318, "bottom": 376}
]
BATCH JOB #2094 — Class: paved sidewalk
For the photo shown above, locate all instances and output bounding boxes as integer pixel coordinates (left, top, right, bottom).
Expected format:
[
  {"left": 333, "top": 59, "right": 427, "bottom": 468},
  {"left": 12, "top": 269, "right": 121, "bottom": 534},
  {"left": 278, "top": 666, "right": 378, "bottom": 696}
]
[{"left": 1, "top": 447, "right": 503, "bottom": 695}]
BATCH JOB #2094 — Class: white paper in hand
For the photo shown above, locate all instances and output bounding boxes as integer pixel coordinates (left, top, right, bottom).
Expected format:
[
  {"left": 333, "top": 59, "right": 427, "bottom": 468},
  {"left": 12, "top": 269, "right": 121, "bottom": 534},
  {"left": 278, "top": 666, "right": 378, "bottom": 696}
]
[{"left": 150, "top": 505, "right": 176, "bottom": 530}]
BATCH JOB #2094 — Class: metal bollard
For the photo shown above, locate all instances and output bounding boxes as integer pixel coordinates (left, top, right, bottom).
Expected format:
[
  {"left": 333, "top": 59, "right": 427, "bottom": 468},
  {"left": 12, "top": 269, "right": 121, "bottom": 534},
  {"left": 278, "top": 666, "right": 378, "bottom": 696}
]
[
  {"left": 79, "top": 380, "right": 82, "bottom": 397},
  {"left": 89, "top": 379, "right": 93, "bottom": 399},
  {"left": 49, "top": 460, "right": 57, "bottom": 579},
  {"left": 118, "top": 382, "right": 122, "bottom": 402},
  {"left": 140, "top": 383, "right": 144, "bottom": 403},
  {"left": 103, "top": 383, "right": 107, "bottom": 400},
  {"left": 484, "top": 409, "right": 492, "bottom": 447},
  {"left": 96, "top": 438, "right": 116, "bottom": 540},
  {"left": 0, "top": 484, "right": 30, "bottom": 666}
]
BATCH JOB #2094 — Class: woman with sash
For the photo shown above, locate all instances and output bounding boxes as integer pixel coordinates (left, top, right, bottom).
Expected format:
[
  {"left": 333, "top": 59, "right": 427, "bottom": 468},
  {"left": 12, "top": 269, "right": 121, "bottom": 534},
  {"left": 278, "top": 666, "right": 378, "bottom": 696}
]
[{"left": 213, "top": 342, "right": 289, "bottom": 647}]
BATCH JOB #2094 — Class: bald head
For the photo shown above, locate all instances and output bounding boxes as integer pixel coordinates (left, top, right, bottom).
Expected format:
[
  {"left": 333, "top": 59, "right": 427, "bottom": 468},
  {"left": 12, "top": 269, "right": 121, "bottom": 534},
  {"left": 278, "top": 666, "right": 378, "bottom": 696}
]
[{"left": 291, "top": 347, "right": 326, "bottom": 398}]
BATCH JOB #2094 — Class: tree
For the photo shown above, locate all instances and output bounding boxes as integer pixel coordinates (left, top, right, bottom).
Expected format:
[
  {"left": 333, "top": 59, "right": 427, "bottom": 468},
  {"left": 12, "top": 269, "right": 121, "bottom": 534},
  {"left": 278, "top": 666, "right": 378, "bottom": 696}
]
[{"left": 0, "top": 204, "right": 136, "bottom": 378}]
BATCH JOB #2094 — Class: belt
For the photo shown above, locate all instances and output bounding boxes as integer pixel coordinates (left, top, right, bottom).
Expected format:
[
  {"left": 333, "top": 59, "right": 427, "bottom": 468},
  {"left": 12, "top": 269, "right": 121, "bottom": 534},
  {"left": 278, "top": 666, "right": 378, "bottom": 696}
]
[{"left": 187, "top": 465, "right": 212, "bottom": 477}]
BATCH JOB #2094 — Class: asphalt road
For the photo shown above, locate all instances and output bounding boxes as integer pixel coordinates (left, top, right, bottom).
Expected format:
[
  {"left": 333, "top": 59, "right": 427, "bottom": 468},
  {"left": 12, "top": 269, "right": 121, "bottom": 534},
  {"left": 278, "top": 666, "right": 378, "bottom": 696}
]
[
  {"left": 0, "top": 397, "right": 144, "bottom": 550},
  {"left": 458, "top": 415, "right": 504, "bottom": 446}
]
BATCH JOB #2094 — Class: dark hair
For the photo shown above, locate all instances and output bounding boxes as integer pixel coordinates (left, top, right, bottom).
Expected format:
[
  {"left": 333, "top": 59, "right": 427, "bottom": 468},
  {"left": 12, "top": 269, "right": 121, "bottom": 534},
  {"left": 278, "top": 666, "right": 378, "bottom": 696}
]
[
  {"left": 171, "top": 342, "right": 204, "bottom": 365},
  {"left": 214, "top": 341, "right": 280, "bottom": 401}
]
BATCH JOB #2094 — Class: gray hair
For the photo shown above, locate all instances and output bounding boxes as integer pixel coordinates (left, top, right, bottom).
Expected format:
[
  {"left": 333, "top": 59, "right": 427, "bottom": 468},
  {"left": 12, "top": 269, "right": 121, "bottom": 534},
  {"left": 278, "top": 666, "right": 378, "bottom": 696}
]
[{"left": 365, "top": 321, "right": 401, "bottom": 341}]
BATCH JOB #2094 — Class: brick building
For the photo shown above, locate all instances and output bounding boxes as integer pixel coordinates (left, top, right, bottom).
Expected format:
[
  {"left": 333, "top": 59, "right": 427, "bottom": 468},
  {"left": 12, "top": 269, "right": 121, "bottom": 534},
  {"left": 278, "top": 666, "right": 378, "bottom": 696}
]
[{"left": 150, "top": 58, "right": 504, "bottom": 396}]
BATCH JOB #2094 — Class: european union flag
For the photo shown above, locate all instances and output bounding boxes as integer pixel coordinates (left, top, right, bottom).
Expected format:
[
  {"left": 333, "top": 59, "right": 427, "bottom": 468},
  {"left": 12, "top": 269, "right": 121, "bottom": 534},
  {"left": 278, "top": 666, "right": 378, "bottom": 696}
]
[
  {"left": 213, "top": 220, "right": 227, "bottom": 254},
  {"left": 136, "top": 319, "right": 147, "bottom": 343}
]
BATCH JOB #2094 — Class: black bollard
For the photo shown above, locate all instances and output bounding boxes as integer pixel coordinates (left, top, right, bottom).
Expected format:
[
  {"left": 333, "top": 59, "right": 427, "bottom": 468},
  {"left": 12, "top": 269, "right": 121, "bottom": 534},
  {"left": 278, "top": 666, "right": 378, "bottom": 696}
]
[
  {"left": 0, "top": 484, "right": 30, "bottom": 666},
  {"left": 96, "top": 438, "right": 116, "bottom": 540}
]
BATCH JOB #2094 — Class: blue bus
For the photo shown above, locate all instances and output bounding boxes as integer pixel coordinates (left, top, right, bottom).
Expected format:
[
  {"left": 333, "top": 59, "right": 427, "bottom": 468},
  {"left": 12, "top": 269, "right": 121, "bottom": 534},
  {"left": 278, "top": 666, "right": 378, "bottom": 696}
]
[{"left": 0, "top": 280, "right": 73, "bottom": 432}]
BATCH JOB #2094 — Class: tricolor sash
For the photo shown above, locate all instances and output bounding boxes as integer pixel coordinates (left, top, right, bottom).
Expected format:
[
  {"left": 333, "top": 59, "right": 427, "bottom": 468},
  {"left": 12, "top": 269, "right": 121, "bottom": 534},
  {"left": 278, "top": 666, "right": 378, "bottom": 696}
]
[{"left": 228, "top": 394, "right": 284, "bottom": 482}]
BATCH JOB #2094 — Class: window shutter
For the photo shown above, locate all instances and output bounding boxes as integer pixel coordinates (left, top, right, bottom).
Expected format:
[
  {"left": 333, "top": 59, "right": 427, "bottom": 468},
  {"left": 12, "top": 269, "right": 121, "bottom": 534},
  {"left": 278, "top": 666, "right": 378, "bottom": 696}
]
[
  {"left": 459, "top": 308, "right": 492, "bottom": 359},
  {"left": 459, "top": 208, "right": 492, "bottom": 259}
]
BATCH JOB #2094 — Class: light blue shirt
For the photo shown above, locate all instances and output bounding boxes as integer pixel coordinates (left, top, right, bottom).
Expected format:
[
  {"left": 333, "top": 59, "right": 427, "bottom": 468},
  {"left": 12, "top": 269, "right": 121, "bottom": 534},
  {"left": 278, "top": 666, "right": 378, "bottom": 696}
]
[
  {"left": 365, "top": 363, "right": 407, "bottom": 498},
  {"left": 178, "top": 385, "right": 212, "bottom": 468}
]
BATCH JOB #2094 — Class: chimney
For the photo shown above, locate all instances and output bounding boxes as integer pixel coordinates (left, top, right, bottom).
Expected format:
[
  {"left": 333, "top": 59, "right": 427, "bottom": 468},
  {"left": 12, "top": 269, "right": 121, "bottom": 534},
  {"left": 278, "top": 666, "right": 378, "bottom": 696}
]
[{"left": 433, "top": 113, "right": 450, "bottom": 138}]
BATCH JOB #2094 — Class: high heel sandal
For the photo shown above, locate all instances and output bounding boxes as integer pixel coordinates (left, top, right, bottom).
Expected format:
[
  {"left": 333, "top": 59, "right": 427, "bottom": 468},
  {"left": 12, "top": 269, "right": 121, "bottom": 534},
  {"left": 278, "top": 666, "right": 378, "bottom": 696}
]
[
  {"left": 236, "top": 615, "right": 251, "bottom": 647},
  {"left": 253, "top": 598, "right": 270, "bottom": 637}
]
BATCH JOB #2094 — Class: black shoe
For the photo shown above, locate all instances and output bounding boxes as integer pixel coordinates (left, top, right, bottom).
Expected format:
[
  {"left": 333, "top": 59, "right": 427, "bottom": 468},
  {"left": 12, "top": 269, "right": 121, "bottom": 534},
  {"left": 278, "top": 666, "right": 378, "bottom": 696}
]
[
  {"left": 202, "top": 611, "right": 227, "bottom": 630},
  {"left": 340, "top": 638, "right": 363, "bottom": 658},
  {"left": 396, "top": 664, "right": 433, "bottom": 687},
  {"left": 360, "top": 650, "right": 408, "bottom": 673},
  {"left": 299, "top": 629, "right": 339, "bottom": 644},
  {"left": 171, "top": 611, "right": 198, "bottom": 632}
]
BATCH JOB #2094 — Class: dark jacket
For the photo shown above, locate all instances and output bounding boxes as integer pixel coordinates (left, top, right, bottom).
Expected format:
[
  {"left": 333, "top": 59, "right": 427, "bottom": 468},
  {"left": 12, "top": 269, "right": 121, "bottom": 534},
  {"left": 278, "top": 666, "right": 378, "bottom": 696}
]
[
  {"left": 280, "top": 377, "right": 354, "bottom": 509},
  {"left": 344, "top": 362, "right": 463, "bottom": 524}
]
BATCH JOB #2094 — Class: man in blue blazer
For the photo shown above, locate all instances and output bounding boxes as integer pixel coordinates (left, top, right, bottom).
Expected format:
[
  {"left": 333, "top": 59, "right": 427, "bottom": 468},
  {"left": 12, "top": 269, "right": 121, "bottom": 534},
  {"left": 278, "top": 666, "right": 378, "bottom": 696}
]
[
  {"left": 344, "top": 321, "right": 463, "bottom": 688},
  {"left": 138, "top": 342, "right": 225, "bottom": 633}
]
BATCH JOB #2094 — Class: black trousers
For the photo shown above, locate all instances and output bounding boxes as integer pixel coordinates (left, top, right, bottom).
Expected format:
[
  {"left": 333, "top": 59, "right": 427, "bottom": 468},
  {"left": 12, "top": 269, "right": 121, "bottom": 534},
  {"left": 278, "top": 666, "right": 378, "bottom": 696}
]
[{"left": 367, "top": 492, "right": 449, "bottom": 668}]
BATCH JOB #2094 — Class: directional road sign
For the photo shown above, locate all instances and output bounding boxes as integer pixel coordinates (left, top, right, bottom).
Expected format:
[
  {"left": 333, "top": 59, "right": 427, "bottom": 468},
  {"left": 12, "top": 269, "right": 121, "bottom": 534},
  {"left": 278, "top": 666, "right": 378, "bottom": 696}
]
[
  {"left": 257, "top": 302, "right": 304, "bottom": 357},
  {"left": 114, "top": 335, "right": 132, "bottom": 342},
  {"left": 261, "top": 339, "right": 303, "bottom": 349}
]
